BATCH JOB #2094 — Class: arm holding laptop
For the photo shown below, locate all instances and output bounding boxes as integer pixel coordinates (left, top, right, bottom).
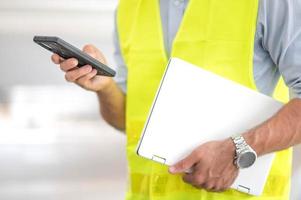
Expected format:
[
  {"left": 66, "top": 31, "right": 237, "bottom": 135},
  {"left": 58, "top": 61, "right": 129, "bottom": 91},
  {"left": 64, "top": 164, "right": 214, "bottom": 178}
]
[
  {"left": 169, "top": 0, "right": 301, "bottom": 191},
  {"left": 169, "top": 98, "right": 301, "bottom": 192}
]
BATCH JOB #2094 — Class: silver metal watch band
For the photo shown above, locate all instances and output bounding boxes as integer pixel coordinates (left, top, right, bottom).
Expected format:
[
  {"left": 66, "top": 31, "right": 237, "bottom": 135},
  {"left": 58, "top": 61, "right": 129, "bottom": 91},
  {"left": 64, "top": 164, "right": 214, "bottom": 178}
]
[
  {"left": 231, "top": 135, "right": 257, "bottom": 169},
  {"left": 231, "top": 135, "right": 249, "bottom": 154}
]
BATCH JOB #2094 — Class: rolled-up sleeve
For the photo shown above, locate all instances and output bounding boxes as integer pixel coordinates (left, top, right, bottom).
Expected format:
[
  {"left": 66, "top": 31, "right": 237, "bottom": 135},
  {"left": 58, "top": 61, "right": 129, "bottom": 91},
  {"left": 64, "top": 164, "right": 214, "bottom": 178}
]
[
  {"left": 262, "top": 0, "right": 301, "bottom": 98},
  {"left": 112, "top": 10, "right": 128, "bottom": 94}
]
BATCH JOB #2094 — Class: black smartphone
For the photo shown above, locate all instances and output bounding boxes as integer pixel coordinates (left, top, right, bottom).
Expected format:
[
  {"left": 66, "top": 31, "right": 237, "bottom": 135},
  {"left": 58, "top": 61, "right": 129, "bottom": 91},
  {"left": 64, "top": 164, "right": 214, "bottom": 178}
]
[{"left": 33, "top": 36, "right": 116, "bottom": 77}]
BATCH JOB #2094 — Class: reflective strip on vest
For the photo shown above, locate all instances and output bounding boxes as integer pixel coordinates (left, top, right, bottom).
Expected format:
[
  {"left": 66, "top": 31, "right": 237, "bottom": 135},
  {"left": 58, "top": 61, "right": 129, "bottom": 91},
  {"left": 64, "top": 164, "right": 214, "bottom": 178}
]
[{"left": 117, "top": 0, "right": 292, "bottom": 199}]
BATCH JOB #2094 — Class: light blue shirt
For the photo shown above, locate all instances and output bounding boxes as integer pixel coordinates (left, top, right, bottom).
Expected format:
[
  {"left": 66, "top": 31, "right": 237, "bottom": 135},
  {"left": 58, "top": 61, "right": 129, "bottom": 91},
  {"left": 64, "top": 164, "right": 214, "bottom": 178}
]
[{"left": 113, "top": 0, "right": 301, "bottom": 98}]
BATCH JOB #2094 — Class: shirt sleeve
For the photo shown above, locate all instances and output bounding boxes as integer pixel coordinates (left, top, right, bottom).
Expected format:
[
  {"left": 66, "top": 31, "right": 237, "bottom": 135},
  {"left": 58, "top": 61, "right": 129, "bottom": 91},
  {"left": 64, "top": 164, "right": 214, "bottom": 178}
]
[
  {"left": 261, "top": 0, "right": 301, "bottom": 98},
  {"left": 112, "top": 9, "right": 128, "bottom": 94}
]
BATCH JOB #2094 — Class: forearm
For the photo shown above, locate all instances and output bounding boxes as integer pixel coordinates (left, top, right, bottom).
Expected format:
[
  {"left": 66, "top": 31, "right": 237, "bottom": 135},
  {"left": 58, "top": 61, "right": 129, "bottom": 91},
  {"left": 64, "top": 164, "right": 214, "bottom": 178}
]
[
  {"left": 97, "top": 81, "right": 126, "bottom": 131},
  {"left": 244, "top": 98, "right": 301, "bottom": 156}
]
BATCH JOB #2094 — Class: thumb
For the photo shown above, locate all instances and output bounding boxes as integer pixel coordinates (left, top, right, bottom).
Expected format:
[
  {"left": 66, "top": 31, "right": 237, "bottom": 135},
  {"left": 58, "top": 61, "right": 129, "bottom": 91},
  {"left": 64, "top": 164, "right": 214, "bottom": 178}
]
[
  {"left": 169, "top": 152, "right": 198, "bottom": 174},
  {"left": 82, "top": 44, "right": 107, "bottom": 64},
  {"left": 83, "top": 44, "right": 97, "bottom": 59}
]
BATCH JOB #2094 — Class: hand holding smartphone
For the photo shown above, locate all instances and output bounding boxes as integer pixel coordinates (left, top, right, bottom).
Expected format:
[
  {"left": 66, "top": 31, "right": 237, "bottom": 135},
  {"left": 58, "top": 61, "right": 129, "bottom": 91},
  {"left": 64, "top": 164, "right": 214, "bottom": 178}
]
[{"left": 33, "top": 36, "right": 116, "bottom": 77}]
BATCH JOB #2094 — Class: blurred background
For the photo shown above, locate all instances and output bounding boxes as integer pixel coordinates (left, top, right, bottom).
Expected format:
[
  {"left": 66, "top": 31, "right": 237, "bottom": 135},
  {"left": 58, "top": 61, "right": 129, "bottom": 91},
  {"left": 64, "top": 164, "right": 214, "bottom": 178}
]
[
  {"left": 0, "top": 0, "right": 300, "bottom": 199},
  {"left": 0, "top": 0, "right": 127, "bottom": 199}
]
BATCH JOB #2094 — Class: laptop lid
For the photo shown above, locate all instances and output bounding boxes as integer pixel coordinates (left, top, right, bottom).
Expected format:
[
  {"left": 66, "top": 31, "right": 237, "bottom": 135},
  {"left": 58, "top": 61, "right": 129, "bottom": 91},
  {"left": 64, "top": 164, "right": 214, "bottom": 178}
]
[{"left": 137, "top": 58, "right": 282, "bottom": 196}]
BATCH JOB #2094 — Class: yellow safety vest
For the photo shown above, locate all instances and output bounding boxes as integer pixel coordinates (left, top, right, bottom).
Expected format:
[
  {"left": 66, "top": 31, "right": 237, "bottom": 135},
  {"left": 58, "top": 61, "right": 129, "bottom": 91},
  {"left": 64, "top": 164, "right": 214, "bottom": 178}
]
[{"left": 117, "top": 0, "right": 292, "bottom": 199}]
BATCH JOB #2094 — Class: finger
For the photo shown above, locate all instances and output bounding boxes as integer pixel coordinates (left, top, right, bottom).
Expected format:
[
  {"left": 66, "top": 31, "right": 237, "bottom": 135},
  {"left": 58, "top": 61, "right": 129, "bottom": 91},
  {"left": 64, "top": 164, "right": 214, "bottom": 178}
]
[
  {"left": 65, "top": 65, "right": 92, "bottom": 82},
  {"left": 183, "top": 173, "right": 194, "bottom": 184},
  {"left": 51, "top": 54, "right": 65, "bottom": 64},
  {"left": 169, "top": 151, "right": 199, "bottom": 174},
  {"left": 83, "top": 44, "right": 97, "bottom": 58},
  {"left": 183, "top": 171, "right": 205, "bottom": 186},
  {"left": 51, "top": 54, "right": 62, "bottom": 64},
  {"left": 213, "top": 183, "right": 227, "bottom": 192},
  {"left": 183, "top": 174, "right": 198, "bottom": 185},
  {"left": 76, "top": 69, "right": 98, "bottom": 85},
  {"left": 203, "top": 181, "right": 216, "bottom": 191},
  {"left": 60, "top": 58, "right": 79, "bottom": 72},
  {"left": 83, "top": 44, "right": 107, "bottom": 64}
]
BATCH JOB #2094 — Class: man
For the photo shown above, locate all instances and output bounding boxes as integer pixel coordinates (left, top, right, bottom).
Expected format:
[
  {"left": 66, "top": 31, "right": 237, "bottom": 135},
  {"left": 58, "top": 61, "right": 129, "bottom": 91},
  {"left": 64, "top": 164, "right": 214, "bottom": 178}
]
[{"left": 51, "top": 0, "right": 301, "bottom": 199}]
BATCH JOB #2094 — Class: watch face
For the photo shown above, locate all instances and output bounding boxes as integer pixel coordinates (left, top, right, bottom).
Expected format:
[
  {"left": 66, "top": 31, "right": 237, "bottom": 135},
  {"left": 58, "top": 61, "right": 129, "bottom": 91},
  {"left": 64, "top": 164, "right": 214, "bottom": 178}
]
[{"left": 238, "top": 151, "right": 257, "bottom": 168}]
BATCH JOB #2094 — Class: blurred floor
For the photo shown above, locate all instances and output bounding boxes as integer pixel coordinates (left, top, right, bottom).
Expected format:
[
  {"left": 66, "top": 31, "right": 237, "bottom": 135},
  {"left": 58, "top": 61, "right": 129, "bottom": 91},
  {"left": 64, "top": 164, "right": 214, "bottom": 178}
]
[{"left": 0, "top": 86, "right": 127, "bottom": 200}]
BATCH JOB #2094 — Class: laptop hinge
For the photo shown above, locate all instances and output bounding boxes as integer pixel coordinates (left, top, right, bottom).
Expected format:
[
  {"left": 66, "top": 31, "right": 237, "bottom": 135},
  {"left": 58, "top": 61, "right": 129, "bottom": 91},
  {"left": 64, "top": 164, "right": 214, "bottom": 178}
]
[
  {"left": 152, "top": 155, "right": 166, "bottom": 164},
  {"left": 237, "top": 185, "right": 250, "bottom": 194}
]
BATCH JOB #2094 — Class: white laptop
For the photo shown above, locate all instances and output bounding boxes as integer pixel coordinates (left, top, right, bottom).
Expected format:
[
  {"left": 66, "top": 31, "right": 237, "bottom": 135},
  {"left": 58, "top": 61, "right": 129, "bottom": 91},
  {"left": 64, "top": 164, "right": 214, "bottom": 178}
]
[{"left": 137, "top": 58, "right": 283, "bottom": 196}]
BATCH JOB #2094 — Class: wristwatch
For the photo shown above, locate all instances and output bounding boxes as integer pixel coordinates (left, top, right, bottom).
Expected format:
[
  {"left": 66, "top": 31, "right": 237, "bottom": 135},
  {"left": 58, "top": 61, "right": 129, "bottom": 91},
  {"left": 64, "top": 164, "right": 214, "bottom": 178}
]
[{"left": 231, "top": 135, "right": 257, "bottom": 169}]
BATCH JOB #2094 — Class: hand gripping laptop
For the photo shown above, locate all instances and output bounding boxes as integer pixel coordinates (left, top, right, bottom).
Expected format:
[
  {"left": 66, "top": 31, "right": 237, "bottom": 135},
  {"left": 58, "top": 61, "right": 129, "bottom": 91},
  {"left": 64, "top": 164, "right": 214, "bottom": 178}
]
[{"left": 137, "top": 58, "right": 283, "bottom": 196}]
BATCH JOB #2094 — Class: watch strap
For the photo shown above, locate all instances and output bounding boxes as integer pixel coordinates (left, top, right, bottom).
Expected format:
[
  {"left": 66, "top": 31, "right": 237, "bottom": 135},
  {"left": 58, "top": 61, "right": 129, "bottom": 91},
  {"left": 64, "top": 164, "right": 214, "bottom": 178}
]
[{"left": 231, "top": 135, "right": 257, "bottom": 169}]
